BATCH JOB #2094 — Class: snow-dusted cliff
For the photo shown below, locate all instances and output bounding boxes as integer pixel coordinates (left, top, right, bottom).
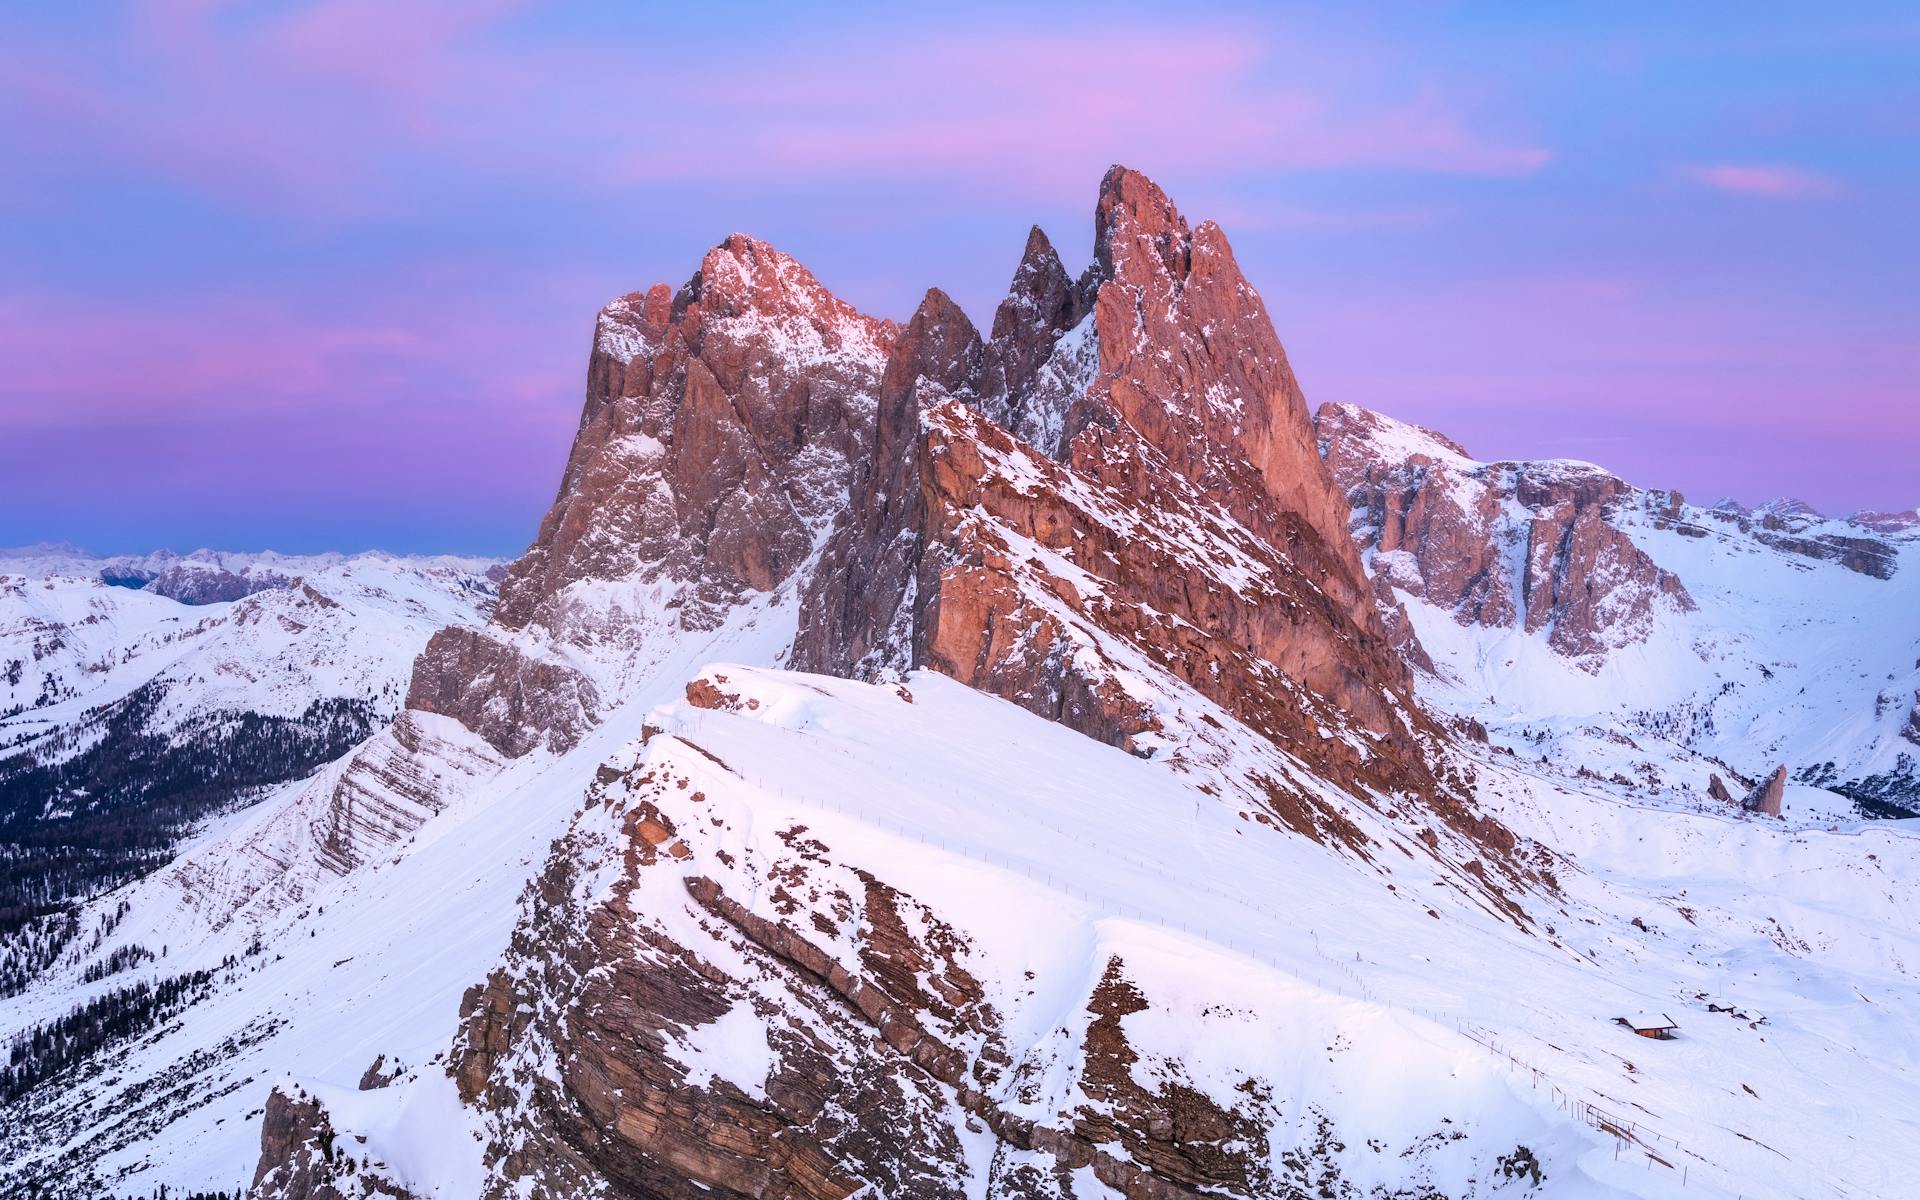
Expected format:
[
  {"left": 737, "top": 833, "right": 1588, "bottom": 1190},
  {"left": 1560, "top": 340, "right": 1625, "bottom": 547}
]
[
  {"left": 1318, "top": 403, "right": 1920, "bottom": 818},
  {"left": 3, "top": 171, "right": 1916, "bottom": 1200}
]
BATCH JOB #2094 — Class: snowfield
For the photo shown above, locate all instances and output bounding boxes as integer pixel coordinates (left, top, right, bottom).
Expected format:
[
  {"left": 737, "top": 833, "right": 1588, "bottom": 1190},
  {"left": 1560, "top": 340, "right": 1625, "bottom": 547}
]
[
  {"left": 2, "top": 466, "right": 1915, "bottom": 1199},
  {"left": 6, "top": 645, "right": 1918, "bottom": 1197},
  {"left": 1, "top": 548, "right": 501, "bottom": 743}
]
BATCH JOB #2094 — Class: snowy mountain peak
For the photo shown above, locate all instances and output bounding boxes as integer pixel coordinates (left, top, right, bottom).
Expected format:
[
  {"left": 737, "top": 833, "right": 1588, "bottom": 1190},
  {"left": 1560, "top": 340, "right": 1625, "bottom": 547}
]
[
  {"left": 1315, "top": 402, "right": 1918, "bottom": 821},
  {"left": 7, "top": 172, "right": 1920, "bottom": 1200}
]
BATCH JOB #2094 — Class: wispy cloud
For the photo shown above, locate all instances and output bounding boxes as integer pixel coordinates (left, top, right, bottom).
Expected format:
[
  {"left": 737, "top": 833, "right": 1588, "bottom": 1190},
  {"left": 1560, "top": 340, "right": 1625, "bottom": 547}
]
[
  {"left": 1682, "top": 163, "right": 1841, "bottom": 198},
  {"left": 0, "top": 6, "right": 1550, "bottom": 217}
]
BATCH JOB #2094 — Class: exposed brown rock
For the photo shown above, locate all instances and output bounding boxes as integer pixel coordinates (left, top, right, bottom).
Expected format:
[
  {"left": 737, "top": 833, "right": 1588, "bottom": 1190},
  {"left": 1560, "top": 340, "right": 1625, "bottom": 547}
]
[
  {"left": 406, "top": 627, "right": 600, "bottom": 758},
  {"left": 1067, "top": 169, "right": 1362, "bottom": 564},
  {"left": 907, "top": 398, "right": 1414, "bottom": 780},
  {"left": 793, "top": 289, "right": 982, "bottom": 678},
  {"left": 306, "top": 237, "right": 899, "bottom": 863},
  {"left": 1743, "top": 765, "right": 1787, "bottom": 818},
  {"left": 1318, "top": 402, "right": 1694, "bottom": 666},
  {"left": 252, "top": 1086, "right": 417, "bottom": 1200},
  {"left": 799, "top": 167, "right": 1424, "bottom": 797},
  {"left": 497, "top": 237, "right": 895, "bottom": 635},
  {"left": 1708, "top": 774, "right": 1737, "bottom": 806},
  {"left": 1854, "top": 508, "right": 1920, "bottom": 537},
  {"left": 447, "top": 800, "right": 990, "bottom": 1199},
  {"left": 357, "top": 1055, "right": 400, "bottom": 1091},
  {"left": 146, "top": 564, "right": 290, "bottom": 605},
  {"left": 977, "top": 226, "right": 1093, "bottom": 440}
]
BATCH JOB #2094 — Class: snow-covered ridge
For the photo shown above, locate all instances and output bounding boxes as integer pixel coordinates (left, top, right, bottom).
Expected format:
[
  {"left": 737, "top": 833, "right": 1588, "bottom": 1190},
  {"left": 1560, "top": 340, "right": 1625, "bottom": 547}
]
[
  {"left": 1, "top": 546, "right": 503, "bottom": 733},
  {"left": 1317, "top": 402, "right": 1920, "bottom": 819}
]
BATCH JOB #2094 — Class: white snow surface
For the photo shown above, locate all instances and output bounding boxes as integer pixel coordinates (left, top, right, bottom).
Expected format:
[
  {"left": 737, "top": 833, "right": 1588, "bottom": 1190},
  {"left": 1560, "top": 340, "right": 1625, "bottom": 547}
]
[
  {"left": 1325, "top": 407, "right": 1920, "bottom": 809},
  {"left": 0, "top": 547, "right": 500, "bottom": 744},
  {"left": 542, "top": 666, "right": 1920, "bottom": 1199},
  {"left": 8, "top": 632, "right": 1918, "bottom": 1196},
  {"left": 4, "top": 444, "right": 1918, "bottom": 1197}
]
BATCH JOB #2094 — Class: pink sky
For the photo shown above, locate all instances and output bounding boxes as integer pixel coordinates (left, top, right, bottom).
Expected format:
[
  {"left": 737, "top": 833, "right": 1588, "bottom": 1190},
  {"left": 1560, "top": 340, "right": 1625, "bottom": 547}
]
[{"left": 0, "top": 3, "right": 1913, "bottom": 553}]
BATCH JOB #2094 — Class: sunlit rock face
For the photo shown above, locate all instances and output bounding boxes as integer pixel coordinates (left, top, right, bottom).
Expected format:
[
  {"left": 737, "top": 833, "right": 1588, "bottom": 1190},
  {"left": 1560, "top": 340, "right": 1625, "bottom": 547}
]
[
  {"left": 1317, "top": 401, "right": 1695, "bottom": 668},
  {"left": 798, "top": 167, "right": 1429, "bottom": 797}
]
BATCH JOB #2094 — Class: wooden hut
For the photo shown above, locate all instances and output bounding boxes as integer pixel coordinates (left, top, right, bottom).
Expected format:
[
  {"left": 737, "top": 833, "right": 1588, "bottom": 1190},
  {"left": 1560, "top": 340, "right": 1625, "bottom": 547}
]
[{"left": 1614, "top": 1013, "right": 1679, "bottom": 1040}]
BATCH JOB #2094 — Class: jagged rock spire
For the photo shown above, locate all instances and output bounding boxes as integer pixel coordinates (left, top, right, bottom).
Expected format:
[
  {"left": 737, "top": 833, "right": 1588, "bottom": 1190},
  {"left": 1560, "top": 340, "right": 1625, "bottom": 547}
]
[
  {"left": 800, "top": 165, "right": 1423, "bottom": 767},
  {"left": 1092, "top": 164, "right": 1191, "bottom": 284},
  {"left": 1744, "top": 764, "right": 1787, "bottom": 817},
  {"left": 793, "top": 290, "right": 982, "bottom": 677},
  {"left": 979, "top": 227, "right": 1089, "bottom": 429}
]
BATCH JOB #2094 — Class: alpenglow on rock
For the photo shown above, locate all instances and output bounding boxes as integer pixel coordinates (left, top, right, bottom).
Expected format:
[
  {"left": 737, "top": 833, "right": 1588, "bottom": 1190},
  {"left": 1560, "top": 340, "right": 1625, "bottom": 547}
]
[
  {"left": 795, "top": 167, "right": 1431, "bottom": 798},
  {"left": 1317, "top": 402, "right": 1695, "bottom": 666}
]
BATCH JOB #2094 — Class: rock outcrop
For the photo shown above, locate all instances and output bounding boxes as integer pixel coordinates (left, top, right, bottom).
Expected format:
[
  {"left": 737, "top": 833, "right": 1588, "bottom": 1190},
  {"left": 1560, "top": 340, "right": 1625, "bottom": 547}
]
[
  {"left": 1854, "top": 508, "right": 1920, "bottom": 538},
  {"left": 145, "top": 564, "right": 291, "bottom": 605},
  {"left": 1700, "top": 501, "right": 1903, "bottom": 579},
  {"left": 1743, "top": 765, "right": 1787, "bottom": 818},
  {"left": 251, "top": 1087, "right": 417, "bottom": 1200},
  {"left": 798, "top": 168, "right": 1421, "bottom": 791},
  {"left": 495, "top": 238, "right": 895, "bottom": 636},
  {"left": 405, "top": 627, "right": 600, "bottom": 759},
  {"left": 1317, "top": 403, "right": 1694, "bottom": 667},
  {"left": 791, "top": 288, "right": 982, "bottom": 679},
  {"left": 289, "top": 237, "right": 901, "bottom": 876},
  {"left": 391, "top": 235, "right": 895, "bottom": 758},
  {"left": 310, "top": 710, "right": 506, "bottom": 875}
]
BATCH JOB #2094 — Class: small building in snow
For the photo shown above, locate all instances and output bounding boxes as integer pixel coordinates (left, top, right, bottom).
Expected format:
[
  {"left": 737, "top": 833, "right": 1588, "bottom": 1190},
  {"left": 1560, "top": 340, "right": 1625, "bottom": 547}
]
[{"left": 1614, "top": 1013, "right": 1680, "bottom": 1040}]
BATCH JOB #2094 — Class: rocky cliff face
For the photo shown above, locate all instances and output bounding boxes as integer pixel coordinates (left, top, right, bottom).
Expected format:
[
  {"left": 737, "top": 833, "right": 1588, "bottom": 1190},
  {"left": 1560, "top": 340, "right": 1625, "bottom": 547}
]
[
  {"left": 410, "top": 235, "right": 896, "bottom": 762},
  {"left": 1702, "top": 499, "right": 1903, "bottom": 580},
  {"left": 431, "top": 669, "right": 1546, "bottom": 1200},
  {"left": 1743, "top": 765, "right": 1787, "bottom": 818},
  {"left": 1317, "top": 403, "right": 1694, "bottom": 667},
  {"left": 797, "top": 168, "right": 1420, "bottom": 793},
  {"left": 1316, "top": 402, "right": 1919, "bottom": 821},
  {"left": 497, "top": 239, "right": 895, "bottom": 636},
  {"left": 244, "top": 169, "right": 1551, "bottom": 1200},
  {"left": 298, "top": 238, "right": 902, "bottom": 876},
  {"left": 250, "top": 1086, "right": 418, "bottom": 1200}
]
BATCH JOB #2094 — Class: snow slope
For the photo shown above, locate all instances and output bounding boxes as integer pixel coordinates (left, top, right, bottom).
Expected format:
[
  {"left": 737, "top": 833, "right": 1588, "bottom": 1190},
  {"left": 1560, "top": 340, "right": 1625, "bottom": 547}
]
[
  {"left": 6, "top": 634, "right": 1917, "bottom": 1197},
  {"left": 1, "top": 548, "right": 500, "bottom": 743},
  {"left": 0, "top": 578, "right": 807, "bottom": 1193},
  {"left": 1320, "top": 408, "right": 1920, "bottom": 818}
]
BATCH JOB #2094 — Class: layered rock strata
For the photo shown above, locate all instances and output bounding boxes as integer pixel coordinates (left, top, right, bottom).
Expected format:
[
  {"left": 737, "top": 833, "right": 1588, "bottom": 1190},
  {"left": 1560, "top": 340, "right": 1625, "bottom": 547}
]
[{"left": 1317, "top": 403, "right": 1694, "bottom": 666}]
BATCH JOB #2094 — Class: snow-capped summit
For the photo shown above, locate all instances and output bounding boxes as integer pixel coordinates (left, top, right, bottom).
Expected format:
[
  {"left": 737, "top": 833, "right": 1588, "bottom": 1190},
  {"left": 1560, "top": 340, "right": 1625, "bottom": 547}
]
[
  {"left": 5, "top": 169, "right": 1919, "bottom": 1200},
  {"left": 1315, "top": 401, "right": 1918, "bottom": 818}
]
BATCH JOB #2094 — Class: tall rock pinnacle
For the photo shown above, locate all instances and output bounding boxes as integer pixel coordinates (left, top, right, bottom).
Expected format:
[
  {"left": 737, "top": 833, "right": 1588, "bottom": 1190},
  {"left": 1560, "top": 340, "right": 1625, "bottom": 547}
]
[{"left": 799, "top": 164, "right": 1429, "bottom": 793}]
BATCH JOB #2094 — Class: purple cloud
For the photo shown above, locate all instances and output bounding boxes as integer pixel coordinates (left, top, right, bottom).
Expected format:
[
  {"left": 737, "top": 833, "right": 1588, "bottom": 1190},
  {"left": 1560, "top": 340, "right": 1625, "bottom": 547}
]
[
  {"left": 0, "top": 7, "right": 1548, "bottom": 218},
  {"left": 1683, "top": 163, "right": 1841, "bottom": 198}
]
